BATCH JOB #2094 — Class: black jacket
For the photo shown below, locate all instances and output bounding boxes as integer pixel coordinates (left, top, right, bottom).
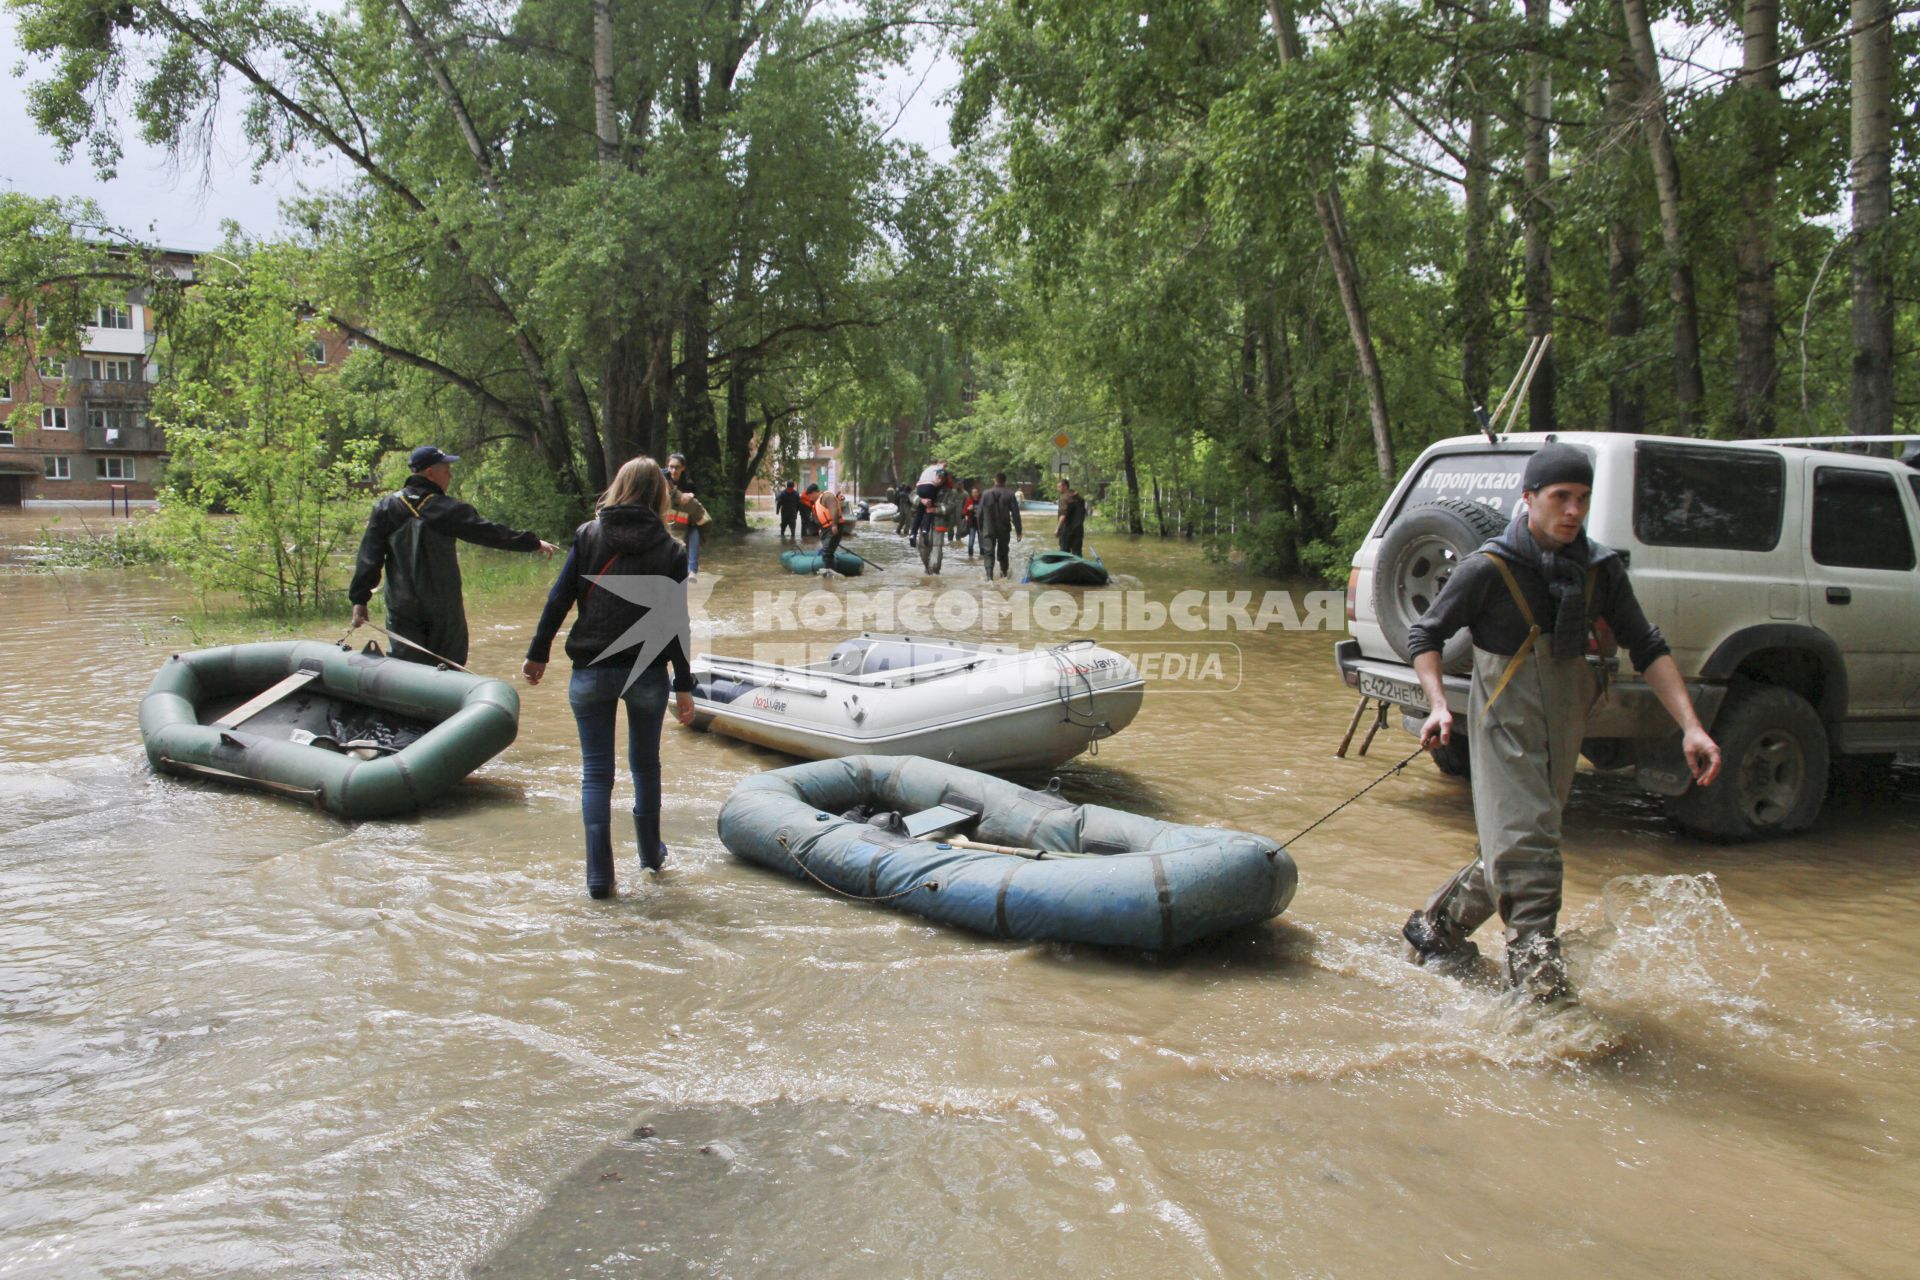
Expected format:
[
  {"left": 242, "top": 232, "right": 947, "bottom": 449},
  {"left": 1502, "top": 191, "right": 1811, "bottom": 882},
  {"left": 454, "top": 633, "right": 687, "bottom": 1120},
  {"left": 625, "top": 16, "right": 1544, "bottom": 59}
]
[
  {"left": 349, "top": 474, "right": 541, "bottom": 616},
  {"left": 775, "top": 488, "right": 803, "bottom": 517},
  {"left": 975, "top": 485, "right": 1023, "bottom": 540},
  {"left": 1057, "top": 493, "right": 1087, "bottom": 537},
  {"left": 525, "top": 504, "right": 693, "bottom": 689},
  {"left": 1406, "top": 551, "right": 1670, "bottom": 672}
]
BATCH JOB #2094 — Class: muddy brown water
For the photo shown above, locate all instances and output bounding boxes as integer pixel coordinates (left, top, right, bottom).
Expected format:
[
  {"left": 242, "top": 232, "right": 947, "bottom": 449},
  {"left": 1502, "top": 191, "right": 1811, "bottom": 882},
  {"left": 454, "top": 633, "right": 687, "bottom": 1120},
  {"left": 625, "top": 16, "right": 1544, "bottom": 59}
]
[{"left": 2, "top": 513, "right": 1916, "bottom": 1277}]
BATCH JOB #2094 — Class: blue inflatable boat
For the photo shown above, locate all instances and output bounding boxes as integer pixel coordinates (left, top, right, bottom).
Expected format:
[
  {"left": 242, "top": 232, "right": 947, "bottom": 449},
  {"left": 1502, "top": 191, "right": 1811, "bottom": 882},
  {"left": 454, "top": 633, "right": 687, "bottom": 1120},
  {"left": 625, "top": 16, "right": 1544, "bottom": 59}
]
[{"left": 717, "top": 755, "right": 1296, "bottom": 951}]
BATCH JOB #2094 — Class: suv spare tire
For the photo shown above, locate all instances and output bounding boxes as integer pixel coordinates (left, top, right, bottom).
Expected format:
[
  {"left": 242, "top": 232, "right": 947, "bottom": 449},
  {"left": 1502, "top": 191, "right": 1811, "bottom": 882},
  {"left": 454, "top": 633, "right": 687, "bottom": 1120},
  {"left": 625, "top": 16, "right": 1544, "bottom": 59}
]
[{"left": 1372, "top": 497, "right": 1506, "bottom": 676}]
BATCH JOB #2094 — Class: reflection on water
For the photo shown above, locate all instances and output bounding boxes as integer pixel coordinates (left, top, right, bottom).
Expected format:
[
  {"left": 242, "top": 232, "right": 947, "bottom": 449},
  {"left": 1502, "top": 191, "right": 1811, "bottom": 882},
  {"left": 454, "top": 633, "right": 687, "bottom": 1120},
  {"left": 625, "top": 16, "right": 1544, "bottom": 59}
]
[{"left": 2, "top": 517, "right": 1917, "bottom": 1277}]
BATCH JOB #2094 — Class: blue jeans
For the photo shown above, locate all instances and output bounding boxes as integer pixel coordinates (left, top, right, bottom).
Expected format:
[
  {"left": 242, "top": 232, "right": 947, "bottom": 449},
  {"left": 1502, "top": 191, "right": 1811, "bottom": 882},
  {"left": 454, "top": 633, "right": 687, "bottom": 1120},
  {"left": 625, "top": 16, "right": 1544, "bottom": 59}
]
[{"left": 568, "top": 665, "right": 669, "bottom": 839}]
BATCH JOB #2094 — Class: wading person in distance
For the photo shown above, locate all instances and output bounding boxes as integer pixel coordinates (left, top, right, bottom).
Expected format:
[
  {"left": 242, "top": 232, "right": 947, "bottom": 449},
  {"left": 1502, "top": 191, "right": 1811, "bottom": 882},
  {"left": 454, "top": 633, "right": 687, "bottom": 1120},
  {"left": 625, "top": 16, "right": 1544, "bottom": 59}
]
[
  {"left": 349, "top": 445, "right": 557, "bottom": 667},
  {"left": 523, "top": 456, "right": 696, "bottom": 899},
  {"left": 1401, "top": 444, "right": 1721, "bottom": 1001},
  {"left": 814, "top": 485, "right": 850, "bottom": 570},
  {"left": 908, "top": 459, "right": 946, "bottom": 543},
  {"left": 663, "top": 454, "right": 710, "bottom": 575},
  {"left": 975, "top": 472, "right": 1023, "bottom": 582},
  {"left": 775, "top": 481, "right": 802, "bottom": 540},
  {"left": 799, "top": 483, "right": 821, "bottom": 539},
  {"left": 1055, "top": 478, "right": 1087, "bottom": 557}
]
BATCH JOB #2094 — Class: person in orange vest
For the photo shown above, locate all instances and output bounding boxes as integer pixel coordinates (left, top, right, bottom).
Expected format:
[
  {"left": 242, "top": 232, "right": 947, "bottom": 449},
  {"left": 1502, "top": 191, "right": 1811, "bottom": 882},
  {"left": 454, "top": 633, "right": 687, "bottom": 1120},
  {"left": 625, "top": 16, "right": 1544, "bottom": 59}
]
[
  {"left": 814, "top": 486, "right": 850, "bottom": 569},
  {"left": 666, "top": 488, "right": 710, "bottom": 576}
]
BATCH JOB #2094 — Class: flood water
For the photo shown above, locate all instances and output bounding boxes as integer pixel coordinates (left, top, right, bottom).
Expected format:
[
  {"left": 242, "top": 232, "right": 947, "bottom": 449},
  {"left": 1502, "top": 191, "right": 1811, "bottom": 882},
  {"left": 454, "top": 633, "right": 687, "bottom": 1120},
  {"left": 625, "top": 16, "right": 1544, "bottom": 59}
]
[{"left": 2, "top": 511, "right": 1916, "bottom": 1277}]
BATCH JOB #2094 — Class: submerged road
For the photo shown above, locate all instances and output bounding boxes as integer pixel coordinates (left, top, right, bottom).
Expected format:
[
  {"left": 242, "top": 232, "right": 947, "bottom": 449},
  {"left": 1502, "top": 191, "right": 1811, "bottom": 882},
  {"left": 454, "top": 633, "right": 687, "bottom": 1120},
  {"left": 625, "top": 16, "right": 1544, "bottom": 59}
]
[{"left": 2, "top": 514, "right": 1916, "bottom": 1276}]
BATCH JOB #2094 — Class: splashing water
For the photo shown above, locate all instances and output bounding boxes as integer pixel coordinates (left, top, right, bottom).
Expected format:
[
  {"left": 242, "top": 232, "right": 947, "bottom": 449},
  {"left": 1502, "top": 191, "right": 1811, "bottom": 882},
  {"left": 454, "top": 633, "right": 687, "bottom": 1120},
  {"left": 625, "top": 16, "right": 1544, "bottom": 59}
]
[{"left": 1574, "top": 874, "right": 1769, "bottom": 1033}]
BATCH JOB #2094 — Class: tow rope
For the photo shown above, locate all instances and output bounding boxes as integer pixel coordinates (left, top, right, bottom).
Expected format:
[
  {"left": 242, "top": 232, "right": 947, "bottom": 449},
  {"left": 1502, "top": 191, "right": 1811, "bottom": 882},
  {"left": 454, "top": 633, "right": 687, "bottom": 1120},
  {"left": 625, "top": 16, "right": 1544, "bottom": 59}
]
[{"left": 1280, "top": 745, "right": 1427, "bottom": 848}]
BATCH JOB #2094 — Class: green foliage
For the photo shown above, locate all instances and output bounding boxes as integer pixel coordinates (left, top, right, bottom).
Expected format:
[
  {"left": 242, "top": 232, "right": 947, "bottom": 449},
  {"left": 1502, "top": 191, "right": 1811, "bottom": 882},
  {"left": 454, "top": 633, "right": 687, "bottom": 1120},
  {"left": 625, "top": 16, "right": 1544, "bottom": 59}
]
[
  {"left": 8, "top": 0, "right": 960, "bottom": 529},
  {"left": 143, "top": 245, "right": 382, "bottom": 614},
  {"left": 949, "top": 0, "right": 1919, "bottom": 581},
  {"left": 462, "top": 444, "right": 588, "bottom": 543}
]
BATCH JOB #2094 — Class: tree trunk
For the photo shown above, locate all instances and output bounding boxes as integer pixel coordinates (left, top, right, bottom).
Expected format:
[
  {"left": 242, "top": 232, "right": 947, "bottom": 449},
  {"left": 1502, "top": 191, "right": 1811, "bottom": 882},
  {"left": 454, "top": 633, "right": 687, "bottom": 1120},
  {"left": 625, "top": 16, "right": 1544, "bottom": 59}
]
[
  {"left": 1734, "top": 0, "right": 1780, "bottom": 437},
  {"left": 1621, "top": 0, "right": 1705, "bottom": 431},
  {"left": 1120, "top": 415, "right": 1144, "bottom": 536},
  {"left": 1259, "top": 299, "right": 1301, "bottom": 575},
  {"left": 675, "top": 293, "right": 723, "bottom": 520},
  {"left": 592, "top": 0, "right": 617, "bottom": 167},
  {"left": 1267, "top": 0, "right": 1394, "bottom": 481},
  {"left": 1521, "top": 0, "right": 1557, "bottom": 432},
  {"left": 718, "top": 362, "right": 754, "bottom": 531},
  {"left": 1850, "top": 0, "right": 1895, "bottom": 435},
  {"left": 1458, "top": 1, "right": 1496, "bottom": 426},
  {"left": 565, "top": 367, "right": 610, "bottom": 495},
  {"left": 1605, "top": 27, "right": 1646, "bottom": 434}
]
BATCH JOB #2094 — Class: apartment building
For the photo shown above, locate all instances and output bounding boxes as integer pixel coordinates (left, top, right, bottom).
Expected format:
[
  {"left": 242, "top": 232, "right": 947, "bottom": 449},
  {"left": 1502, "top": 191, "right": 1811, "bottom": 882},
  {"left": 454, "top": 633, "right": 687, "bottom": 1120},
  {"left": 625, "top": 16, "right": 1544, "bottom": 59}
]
[{"left": 0, "top": 250, "right": 198, "bottom": 508}]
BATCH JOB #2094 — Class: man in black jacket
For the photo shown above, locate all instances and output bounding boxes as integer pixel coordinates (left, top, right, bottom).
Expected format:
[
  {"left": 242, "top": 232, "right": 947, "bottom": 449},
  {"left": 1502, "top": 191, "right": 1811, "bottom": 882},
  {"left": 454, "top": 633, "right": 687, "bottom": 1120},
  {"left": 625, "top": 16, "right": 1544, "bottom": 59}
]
[
  {"left": 348, "top": 445, "right": 557, "bottom": 667},
  {"left": 975, "top": 473, "right": 1023, "bottom": 581},
  {"left": 775, "top": 482, "right": 803, "bottom": 539},
  {"left": 1055, "top": 478, "right": 1087, "bottom": 556}
]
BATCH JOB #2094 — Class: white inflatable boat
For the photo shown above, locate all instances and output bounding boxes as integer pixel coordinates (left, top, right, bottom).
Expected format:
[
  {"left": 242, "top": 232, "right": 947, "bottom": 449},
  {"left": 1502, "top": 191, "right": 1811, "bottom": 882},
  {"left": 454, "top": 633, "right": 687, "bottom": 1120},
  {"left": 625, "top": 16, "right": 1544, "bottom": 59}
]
[{"left": 689, "top": 634, "right": 1145, "bottom": 771}]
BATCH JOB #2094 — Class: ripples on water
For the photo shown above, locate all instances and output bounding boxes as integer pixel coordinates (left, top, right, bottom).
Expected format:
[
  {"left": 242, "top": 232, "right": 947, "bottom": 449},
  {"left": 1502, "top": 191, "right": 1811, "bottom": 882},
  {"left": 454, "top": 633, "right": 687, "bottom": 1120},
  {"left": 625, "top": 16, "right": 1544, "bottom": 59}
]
[{"left": 2, "top": 522, "right": 1917, "bottom": 1277}]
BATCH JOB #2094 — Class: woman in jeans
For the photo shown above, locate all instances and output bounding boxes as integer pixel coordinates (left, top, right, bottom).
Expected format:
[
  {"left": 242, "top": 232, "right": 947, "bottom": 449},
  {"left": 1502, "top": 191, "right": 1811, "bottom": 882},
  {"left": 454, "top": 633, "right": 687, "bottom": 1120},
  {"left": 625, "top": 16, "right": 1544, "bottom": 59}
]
[{"left": 523, "top": 457, "right": 695, "bottom": 898}]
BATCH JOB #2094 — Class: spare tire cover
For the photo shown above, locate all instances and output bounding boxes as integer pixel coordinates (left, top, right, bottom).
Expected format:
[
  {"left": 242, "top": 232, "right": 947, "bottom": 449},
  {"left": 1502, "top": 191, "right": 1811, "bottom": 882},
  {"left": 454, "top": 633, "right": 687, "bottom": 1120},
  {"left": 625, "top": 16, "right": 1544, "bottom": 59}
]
[{"left": 1371, "top": 497, "right": 1506, "bottom": 676}]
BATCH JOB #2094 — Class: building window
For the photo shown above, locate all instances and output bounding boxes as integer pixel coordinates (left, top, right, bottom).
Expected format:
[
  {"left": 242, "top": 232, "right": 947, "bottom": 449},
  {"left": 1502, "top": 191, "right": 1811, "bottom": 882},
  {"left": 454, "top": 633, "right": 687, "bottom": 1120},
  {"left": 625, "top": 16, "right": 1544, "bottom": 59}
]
[
  {"left": 44, "top": 456, "right": 71, "bottom": 480},
  {"left": 37, "top": 357, "right": 65, "bottom": 381},
  {"left": 97, "top": 456, "right": 136, "bottom": 481},
  {"left": 0, "top": 379, "right": 11, "bottom": 400},
  {"left": 42, "top": 407, "right": 69, "bottom": 431},
  {"left": 86, "top": 408, "right": 143, "bottom": 442},
  {"left": 95, "top": 304, "right": 134, "bottom": 330},
  {"left": 0, "top": 424, "right": 12, "bottom": 447},
  {"left": 88, "top": 357, "right": 135, "bottom": 382},
  {"left": 306, "top": 339, "right": 329, "bottom": 365}
]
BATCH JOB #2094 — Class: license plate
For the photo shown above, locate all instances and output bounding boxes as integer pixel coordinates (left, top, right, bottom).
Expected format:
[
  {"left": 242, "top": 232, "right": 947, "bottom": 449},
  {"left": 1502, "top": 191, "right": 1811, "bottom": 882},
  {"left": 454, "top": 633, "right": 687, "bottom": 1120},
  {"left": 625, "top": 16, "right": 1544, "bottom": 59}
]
[{"left": 1358, "top": 671, "right": 1426, "bottom": 708}]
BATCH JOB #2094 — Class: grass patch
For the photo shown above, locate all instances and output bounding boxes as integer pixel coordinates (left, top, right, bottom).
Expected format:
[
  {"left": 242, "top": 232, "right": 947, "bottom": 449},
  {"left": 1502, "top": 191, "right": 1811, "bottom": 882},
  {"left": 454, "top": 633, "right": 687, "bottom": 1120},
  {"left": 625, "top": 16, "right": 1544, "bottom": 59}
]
[{"left": 26, "top": 517, "right": 168, "bottom": 569}]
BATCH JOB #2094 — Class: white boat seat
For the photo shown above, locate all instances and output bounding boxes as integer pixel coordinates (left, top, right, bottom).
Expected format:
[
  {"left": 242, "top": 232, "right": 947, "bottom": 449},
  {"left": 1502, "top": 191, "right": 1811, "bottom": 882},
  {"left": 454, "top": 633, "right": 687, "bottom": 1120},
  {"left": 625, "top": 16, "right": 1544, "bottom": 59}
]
[
  {"left": 861, "top": 640, "right": 967, "bottom": 675},
  {"left": 821, "top": 639, "right": 871, "bottom": 674}
]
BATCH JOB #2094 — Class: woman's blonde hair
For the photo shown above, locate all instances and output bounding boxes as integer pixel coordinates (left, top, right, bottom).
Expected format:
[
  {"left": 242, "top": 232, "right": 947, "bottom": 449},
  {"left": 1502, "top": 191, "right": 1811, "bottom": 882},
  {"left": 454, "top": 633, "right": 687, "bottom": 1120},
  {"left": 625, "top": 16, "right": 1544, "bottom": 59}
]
[{"left": 599, "top": 456, "right": 674, "bottom": 525}]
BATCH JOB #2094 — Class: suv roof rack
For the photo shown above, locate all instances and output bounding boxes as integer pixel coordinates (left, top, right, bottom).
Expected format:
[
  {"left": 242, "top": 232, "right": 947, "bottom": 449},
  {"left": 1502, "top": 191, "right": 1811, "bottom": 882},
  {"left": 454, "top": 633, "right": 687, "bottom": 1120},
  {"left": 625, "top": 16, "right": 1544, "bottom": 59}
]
[{"left": 1754, "top": 435, "right": 1919, "bottom": 464}]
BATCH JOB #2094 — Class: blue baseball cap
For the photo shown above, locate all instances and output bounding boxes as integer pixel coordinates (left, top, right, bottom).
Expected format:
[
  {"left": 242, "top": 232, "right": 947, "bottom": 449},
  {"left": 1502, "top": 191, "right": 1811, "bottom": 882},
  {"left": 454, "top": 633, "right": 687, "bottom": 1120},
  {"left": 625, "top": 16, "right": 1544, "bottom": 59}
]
[{"left": 409, "top": 445, "right": 461, "bottom": 471}]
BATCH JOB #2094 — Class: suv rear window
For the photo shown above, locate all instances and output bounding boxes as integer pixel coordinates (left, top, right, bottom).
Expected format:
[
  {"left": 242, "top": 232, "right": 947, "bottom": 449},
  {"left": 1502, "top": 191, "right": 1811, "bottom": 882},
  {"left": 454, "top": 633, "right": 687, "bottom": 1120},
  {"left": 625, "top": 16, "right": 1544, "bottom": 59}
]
[
  {"left": 1389, "top": 451, "right": 1530, "bottom": 525},
  {"left": 1812, "top": 467, "right": 1916, "bottom": 570},
  {"left": 1633, "top": 442, "right": 1783, "bottom": 551}
]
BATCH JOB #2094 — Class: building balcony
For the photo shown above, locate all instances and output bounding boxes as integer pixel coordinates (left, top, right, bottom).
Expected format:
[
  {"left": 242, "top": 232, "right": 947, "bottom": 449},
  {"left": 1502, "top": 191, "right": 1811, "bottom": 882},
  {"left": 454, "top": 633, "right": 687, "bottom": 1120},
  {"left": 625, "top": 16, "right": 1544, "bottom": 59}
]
[
  {"left": 82, "top": 379, "right": 151, "bottom": 402},
  {"left": 83, "top": 423, "right": 167, "bottom": 453}
]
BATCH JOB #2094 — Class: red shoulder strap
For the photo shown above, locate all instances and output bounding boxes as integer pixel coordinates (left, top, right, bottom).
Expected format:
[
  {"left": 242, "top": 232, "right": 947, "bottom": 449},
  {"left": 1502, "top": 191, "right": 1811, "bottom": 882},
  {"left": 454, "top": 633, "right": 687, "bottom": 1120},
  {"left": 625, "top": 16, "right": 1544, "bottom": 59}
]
[{"left": 582, "top": 552, "right": 621, "bottom": 604}]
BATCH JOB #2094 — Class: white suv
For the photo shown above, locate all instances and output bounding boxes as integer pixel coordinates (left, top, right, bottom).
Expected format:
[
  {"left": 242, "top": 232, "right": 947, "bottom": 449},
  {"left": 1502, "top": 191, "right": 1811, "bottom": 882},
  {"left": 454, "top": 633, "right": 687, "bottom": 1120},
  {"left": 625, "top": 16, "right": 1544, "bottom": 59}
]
[{"left": 1334, "top": 431, "right": 1920, "bottom": 841}]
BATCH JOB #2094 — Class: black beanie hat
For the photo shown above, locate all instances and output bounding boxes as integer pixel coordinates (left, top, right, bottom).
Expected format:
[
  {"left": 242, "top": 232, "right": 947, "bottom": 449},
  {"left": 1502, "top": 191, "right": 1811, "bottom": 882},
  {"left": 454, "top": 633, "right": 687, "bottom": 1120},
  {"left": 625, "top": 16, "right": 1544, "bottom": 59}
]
[{"left": 1523, "top": 443, "right": 1593, "bottom": 493}]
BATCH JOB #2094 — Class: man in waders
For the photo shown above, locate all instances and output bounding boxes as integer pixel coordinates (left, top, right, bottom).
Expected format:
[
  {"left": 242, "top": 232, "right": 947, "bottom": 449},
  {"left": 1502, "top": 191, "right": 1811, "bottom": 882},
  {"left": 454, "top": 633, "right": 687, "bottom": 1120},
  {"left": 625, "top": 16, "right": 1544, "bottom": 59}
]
[
  {"left": 1400, "top": 444, "right": 1721, "bottom": 1001},
  {"left": 349, "top": 446, "right": 557, "bottom": 667},
  {"left": 975, "top": 472, "right": 1023, "bottom": 582}
]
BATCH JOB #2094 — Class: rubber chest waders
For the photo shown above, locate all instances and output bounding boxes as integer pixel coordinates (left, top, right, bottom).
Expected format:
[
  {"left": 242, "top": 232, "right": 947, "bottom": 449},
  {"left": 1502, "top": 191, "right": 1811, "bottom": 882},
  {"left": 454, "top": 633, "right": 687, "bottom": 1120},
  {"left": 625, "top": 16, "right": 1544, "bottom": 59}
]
[{"left": 1420, "top": 553, "right": 1601, "bottom": 944}]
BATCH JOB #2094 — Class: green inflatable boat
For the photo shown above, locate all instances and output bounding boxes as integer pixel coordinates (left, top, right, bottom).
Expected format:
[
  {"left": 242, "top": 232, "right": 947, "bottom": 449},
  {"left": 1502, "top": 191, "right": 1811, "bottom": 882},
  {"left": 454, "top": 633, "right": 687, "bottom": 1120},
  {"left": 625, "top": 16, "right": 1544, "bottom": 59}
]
[
  {"left": 140, "top": 641, "right": 520, "bottom": 819},
  {"left": 718, "top": 755, "right": 1297, "bottom": 951},
  {"left": 1023, "top": 548, "right": 1108, "bottom": 586},
  {"left": 781, "top": 548, "right": 865, "bottom": 575}
]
